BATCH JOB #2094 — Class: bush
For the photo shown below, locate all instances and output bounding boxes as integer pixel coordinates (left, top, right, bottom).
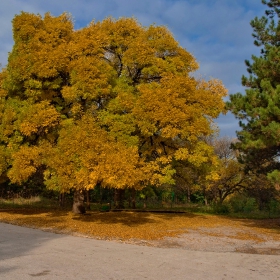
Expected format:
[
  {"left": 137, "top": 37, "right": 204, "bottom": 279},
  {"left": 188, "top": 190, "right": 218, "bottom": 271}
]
[
  {"left": 268, "top": 199, "right": 280, "bottom": 215},
  {"left": 191, "top": 192, "right": 205, "bottom": 204},
  {"left": 227, "top": 194, "right": 259, "bottom": 214},
  {"left": 243, "top": 197, "right": 257, "bottom": 213},
  {"left": 212, "top": 202, "right": 232, "bottom": 214},
  {"left": 229, "top": 194, "right": 247, "bottom": 213}
]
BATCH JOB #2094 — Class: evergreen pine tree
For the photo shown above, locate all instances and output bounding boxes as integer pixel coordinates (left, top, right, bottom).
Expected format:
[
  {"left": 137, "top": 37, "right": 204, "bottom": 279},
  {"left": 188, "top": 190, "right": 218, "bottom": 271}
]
[{"left": 227, "top": 0, "right": 280, "bottom": 175}]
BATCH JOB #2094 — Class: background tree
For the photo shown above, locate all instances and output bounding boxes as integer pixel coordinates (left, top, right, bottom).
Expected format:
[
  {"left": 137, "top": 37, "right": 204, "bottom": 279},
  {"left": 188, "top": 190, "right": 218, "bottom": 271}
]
[
  {"left": 174, "top": 138, "right": 219, "bottom": 206},
  {"left": 205, "top": 137, "right": 247, "bottom": 204},
  {"left": 227, "top": 0, "right": 280, "bottom": 179}
]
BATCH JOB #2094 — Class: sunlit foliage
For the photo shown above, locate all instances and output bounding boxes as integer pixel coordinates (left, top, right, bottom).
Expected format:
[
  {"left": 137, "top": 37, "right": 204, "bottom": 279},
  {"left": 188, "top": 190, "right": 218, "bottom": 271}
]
[{"left": 0, "top": 12, "right": 227, "bottom": 209}]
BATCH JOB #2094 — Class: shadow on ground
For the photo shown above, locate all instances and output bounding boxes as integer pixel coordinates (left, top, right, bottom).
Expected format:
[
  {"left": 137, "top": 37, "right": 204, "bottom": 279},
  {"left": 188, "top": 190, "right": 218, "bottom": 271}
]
[{"left": 0, "top": 222, "right": 63, "bottom": 275}]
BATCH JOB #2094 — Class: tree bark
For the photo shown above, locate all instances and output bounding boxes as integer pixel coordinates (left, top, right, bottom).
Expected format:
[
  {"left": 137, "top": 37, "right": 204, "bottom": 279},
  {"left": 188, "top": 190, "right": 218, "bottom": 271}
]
[
  {"left": 202, "top": 187, "right": 208, "bottom": 206},
  {"left": 59, "top": 193, "right": 65, "bottom": 207},
  {"left": 131, "top": 188, "right": 136, "bottom": 209},
  {"left": 114, "top": 188, "right": 118, "bottom": 208},
  {"left": 204, "top": 196, "right": 208, "bottom": 206},
  {"left": 72, "top": 190, "right": 86, "bottom": 214},
  {"left": 114, "top": 188, "right": 125, "bottom": 209},
  {"left": 143, "top": 198, "right": 147, "bottom": 209},
  {"left": 187, "top": 185, "right": 191, "bottom": 203},
  {"left": 86, "top": 190, "right": 90, "bottom": 210}
]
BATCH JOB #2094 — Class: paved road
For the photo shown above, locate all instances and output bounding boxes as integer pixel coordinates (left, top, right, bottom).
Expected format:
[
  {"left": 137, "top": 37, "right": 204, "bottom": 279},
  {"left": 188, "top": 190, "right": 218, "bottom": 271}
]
[{"left": 0, "top": 222, "right": 279, "bottom": 279}]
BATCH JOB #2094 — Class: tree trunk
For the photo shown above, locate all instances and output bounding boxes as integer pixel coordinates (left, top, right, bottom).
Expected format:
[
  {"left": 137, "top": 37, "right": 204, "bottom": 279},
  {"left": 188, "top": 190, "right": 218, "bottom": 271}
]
[
  {"left": 143, "top": 198, "right": 147, "bottom": 209},
  {"left": 128, "top": 193, "right": 131, "bottom": 208},
  {"left": 99, "top": 187, "right": 103, "bottom": 205},
  {"left": 202, "top": 187, "right": 208, "bottom": 206},
  {"left": 218, "top": 189, "right": 223, "bottom": 204},
  {"left": 86, "top": 190, "right": 90, "bottom": 210},
  {"left": 204, "top": 196, "right": 208, "bottom": 206},
  {"left": 114, "top": 188, "right": 119, "bottom": 208},
  {"left": 72, "top": 190, "right": 86, "bottom": 214},
  {"left": 114, "top": 189, "right": 125, "bottom": 209},
  {"left": 59, "top": 193, "right": 65, "bottom": 207},
  {"left": 120, "top": 189, "right": 125, "bottom": 209},
  {"left": 131, "top": 188, "right": 136, "bottom": 209},
  {"left": 187, "top": 185, "right": 191, "bottom": 203}
]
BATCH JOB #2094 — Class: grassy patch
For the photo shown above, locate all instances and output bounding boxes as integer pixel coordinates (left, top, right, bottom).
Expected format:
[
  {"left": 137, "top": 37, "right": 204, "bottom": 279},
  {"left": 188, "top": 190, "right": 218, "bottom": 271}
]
[{"left": 0, "top": 196, "right": 68, "bottom": 210}]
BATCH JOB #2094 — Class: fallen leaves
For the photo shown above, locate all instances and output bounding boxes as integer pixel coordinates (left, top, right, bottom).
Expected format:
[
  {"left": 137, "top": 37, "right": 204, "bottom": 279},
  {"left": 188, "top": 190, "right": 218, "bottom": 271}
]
[{"left": 0, "top": 208, "right": 279, "bottom": 243}]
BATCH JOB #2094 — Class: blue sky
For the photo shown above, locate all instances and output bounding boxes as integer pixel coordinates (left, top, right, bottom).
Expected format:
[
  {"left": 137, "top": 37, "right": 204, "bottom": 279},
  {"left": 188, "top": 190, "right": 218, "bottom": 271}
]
[{"left": 0, "top": 0, "right": 266, "bottom": 137}]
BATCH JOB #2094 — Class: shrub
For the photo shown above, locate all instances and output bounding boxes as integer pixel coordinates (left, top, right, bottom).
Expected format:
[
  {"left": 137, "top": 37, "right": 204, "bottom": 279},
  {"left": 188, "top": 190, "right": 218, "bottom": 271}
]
[
  {"left": 243, "top": 197, "right": 258, "bottom": 213},
  {"left": 268, "top": 199, "right": 280, "bottom": 215},
  {"left": 212, "top": 202, "right": 232, "bottom": 214}
]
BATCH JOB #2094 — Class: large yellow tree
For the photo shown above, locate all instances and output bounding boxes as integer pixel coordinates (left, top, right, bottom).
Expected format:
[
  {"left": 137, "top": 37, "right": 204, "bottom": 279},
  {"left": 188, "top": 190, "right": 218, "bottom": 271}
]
[{"left": 0, "top": 12, "right": 227, "bottom": 213}]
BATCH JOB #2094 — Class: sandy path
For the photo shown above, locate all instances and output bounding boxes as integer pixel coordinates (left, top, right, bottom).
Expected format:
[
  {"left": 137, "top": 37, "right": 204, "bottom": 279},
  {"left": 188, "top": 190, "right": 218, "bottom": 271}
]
[
  {"left": 144, "top": 225, "right": 280, "bottom": 255},
  {"left": 0, "top": 222, "right": 280, "bottom": 279}
]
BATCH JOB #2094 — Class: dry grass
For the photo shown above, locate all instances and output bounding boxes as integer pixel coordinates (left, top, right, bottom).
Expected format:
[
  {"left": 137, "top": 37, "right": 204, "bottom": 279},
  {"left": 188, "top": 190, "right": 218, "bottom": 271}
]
[
  {"left": 0, "top": 196, "right": 42, "bottom": 205},
  {"left": 0, "top": 207, "right": 279, "bottom": 243}
]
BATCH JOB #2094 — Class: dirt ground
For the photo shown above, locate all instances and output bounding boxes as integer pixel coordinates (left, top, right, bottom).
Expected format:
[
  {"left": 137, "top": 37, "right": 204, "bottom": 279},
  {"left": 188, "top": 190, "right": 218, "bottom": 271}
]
[
  {"left": 136, "top": 225, "right": 280, "bottom": 255},
  {"left": 1, "top": 222, "right": 280, "bottom": 280}
]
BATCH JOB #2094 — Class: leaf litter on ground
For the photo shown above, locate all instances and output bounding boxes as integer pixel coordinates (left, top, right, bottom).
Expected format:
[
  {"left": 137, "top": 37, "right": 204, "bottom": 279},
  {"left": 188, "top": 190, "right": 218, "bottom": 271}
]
[{"left": 0, "top": 208, "right": 279, "bottom": 245}]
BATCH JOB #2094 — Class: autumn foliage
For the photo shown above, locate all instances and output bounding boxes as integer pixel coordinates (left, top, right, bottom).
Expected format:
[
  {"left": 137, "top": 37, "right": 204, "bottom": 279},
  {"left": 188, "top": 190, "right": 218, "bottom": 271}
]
[{"left": 0, "top": 12, "right": 227, "bottom": 212}]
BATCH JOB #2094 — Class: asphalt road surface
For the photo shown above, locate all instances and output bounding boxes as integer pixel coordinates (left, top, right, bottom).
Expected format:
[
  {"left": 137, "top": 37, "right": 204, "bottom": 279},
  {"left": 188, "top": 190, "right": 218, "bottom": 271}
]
[{"left": 0, "top": 222, "right": 279, "bottom": 279}]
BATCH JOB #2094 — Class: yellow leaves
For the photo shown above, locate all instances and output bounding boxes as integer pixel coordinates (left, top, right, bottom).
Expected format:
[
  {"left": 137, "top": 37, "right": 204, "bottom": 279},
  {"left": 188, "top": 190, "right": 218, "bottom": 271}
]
[
  {"left": 196, "top": 78, "right": 228, "bottom": 117},
  {"left": 151, "top": 164, "right": 176, "bottom": 186},
  {"left": 66, "top": 56, "right": 113, "bottom": 102},
  {"left": 43, "top": 115, "right": 146, "bottom": 192},
  {"left": 73, "top": 23, "right": 108, "bottom": 57},
  {"left": 145, "top": 25, "right": 198, "bottom": 74},
  {"left": 24, "top": 79, "right": 42, "bottom": 90},
  {"left": 139, "top": 156, "right": 176, "bottom": 186},
  {"left": 0, "top": 70, "right": 8, "bottom": 99},
  {"left": 9, "top": 12, "right": 73, "bottom": 85},
  {"left": 0, "top": 145, "right": 8, "bottom": 176},
  {"left": 205, "top": 171, "right": 220, "bottom": 181},
  {"left": 19, "top": 101, "right": 60, "bottom": 136},
  {"left": 101, "top": 17, "right": 143, "bottom": 52},
  {"left": 174, "top": 148, "right": 189, "bottom": 161},
  {"left": 61, "top": 86, "right": 77, "bottom": 103},
  {"left": 70, "top": 103, "right": 83, "bottom": 117},
  {"left": 174, "top": 143, "right": 219, "bottom": 191},
  {"left": 12, "top": 12, "right": 43, "bottom": 42},
  {"left": 2, "top": 208, "right": 280, "bottom": 242},
  {"left": 98, "top": 111, "right": 138, "bottom": 146},
  {"left": 134, "top": 74, "right": 220, "bottom": 139},
  {"left": 146, "top": 25, "right": 178, "bottom": 51},
  {"left": 122, "top": 38, "right": 154, "bottom": 67},
  {"left": 186, "top": 141, "right": 216, "bottom": 167},
  {"left": 8, "top": 145, "right": 42, "bottom": 184},
  {"left": 133, "top": 83, "right": 176, "bottom": 137},
  {"left": 2, "top": 13, "right": 229, "bottom": 193},
  {"left": 0, "top": 106, "right": 17, "bottom": 140}
]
